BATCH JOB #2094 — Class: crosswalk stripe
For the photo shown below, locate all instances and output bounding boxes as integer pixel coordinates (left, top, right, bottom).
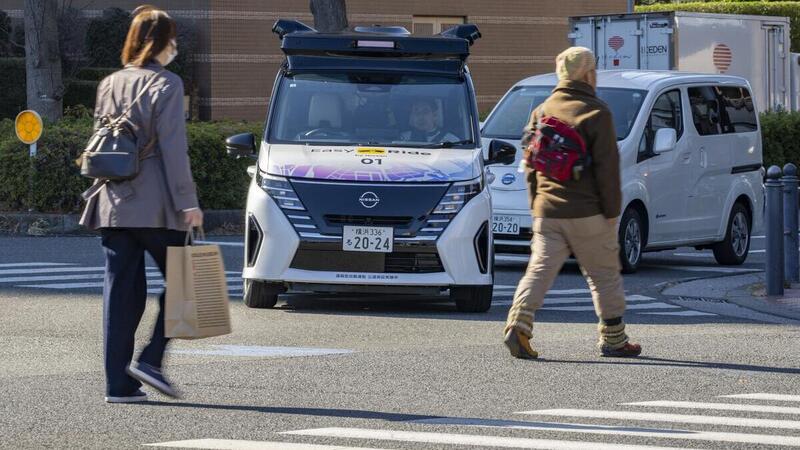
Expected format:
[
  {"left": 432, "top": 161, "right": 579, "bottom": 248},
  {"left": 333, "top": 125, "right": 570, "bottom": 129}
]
[
  {"left": 650, "top": 265, "right": 760, "bottom": 274},
  {"left": 21, "top": 277, "right": 242, "bottom": 290},
  {"left": 0, "top": 262, "right": 75, "bottom": 268},
  {"left": 721, "top": 393, "right": 800, "bottom": 402},
  {"left": 640, "top": 311, "right": 717, "bottom": 317},
  {"left": 518, "top": 408, "right": 800, "bottom": 430},
  {"left": 0, "top": 266, "right": 107, "bottom": 275},
  {"left": 281, "top": 427, "right": 680, "bottom": 450},
  {"left": 145, "top": 439, "right": 384, "bottom": 449},
  {"left": 542, "top": 302, "right": 680, "bottom": 312},
  {"left": 623, "top": 400, "right": 800, "bottom": 415},
  {"left": 0, "top": 272, "right": 160, "bottom": 284},
  {"left": 493, "top": 287, "right": 592, "bottom": 295},
  {"left": 412, "top": 416, "right": 800, "bottom": 446}
]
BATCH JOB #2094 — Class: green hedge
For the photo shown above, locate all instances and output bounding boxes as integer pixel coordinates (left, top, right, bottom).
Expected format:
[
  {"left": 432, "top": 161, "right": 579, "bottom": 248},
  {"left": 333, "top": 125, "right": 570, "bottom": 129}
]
[
  {"left": 760, "top": 111, "right": 800, "bottom": 169},
  {"left": 0, "top": 116, "right": 261, "bottom": 213},
  {"left": 636, "top": 2, "right": 800, "bottom": 51},
  {"left": 0, "top": 58, "right": 26, "bottom": 120},
  {"left": 63, "top": 79, "right": 99, "bottom": 111}
]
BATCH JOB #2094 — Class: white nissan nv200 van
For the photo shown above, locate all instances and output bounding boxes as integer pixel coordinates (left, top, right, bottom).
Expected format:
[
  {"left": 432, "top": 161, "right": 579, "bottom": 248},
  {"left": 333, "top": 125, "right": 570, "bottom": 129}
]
[
  {"left": 481, "top": 70, "right": 763, "bottom": 272},
  {"left": 225, "top": 21, "right": 516, "bottom": 311}
]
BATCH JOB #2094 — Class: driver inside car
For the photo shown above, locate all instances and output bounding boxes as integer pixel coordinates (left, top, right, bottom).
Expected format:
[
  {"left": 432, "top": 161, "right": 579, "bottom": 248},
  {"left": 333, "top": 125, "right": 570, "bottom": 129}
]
[{"left": 401, "top": 98, "right": 458, "bottom": 143}]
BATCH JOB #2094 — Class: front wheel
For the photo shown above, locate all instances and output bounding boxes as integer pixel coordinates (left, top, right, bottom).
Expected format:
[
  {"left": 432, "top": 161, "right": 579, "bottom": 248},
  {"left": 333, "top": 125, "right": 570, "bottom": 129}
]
[
  {"left": 618, "top": 208, "right": 644, "bottom": 274},
  {"left": 242, "top": 279, "right": 283, "bottom": 309},
  {"left": 713, "top": 203, "right": 751, "bottom": 265},
  {"left": 451, "top": 285, "right": 493, "bottom": 313}
]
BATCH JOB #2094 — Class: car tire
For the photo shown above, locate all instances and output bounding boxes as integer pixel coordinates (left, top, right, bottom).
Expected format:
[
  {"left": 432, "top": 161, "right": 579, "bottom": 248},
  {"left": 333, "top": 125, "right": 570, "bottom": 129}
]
[
  {"left": 619, "top": 208, "right": 644, "bottom": 274},
  {"left": 451, "top": 285, "right": 493, "bottom": 313},
  {"left": 242, "top": 279, "right": 282, "bottom": 309},
  {"left": 713, "top": 203, "right": 751, "bottom": 266}
]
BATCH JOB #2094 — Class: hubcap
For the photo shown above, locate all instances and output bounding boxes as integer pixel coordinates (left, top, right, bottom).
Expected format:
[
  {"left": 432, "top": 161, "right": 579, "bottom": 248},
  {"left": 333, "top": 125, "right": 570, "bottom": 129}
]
[
  {"left": 624, "top": 219, "right": 641, "bottom": 266},
  {"left": 731, "top": 212, "right": 749, "bottom": 257}
]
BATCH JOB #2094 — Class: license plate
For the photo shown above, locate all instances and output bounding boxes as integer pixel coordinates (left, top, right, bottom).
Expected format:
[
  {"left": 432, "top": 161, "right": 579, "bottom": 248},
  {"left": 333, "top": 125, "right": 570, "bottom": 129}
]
[
  {"left": 492, "top": 215, "right": 521, "bottom": 235},
  {"left": 343, "top": 226, "right": 394, "bottom": 253}
]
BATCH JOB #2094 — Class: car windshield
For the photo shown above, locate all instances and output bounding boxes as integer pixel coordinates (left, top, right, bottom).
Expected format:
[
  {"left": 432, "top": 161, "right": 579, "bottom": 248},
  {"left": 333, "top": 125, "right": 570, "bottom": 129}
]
[
  {"left": 481, "top": 85, "right": 647, "bottom": 141},
  {"left": 268, "top": 72, "right": 475, "bottom": 148}
]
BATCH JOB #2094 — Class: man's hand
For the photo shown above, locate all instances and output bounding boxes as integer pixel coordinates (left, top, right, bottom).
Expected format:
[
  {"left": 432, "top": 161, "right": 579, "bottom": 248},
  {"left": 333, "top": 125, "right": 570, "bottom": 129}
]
[{"left": 183, "top": 208, "right": 204, "bottom": 227}]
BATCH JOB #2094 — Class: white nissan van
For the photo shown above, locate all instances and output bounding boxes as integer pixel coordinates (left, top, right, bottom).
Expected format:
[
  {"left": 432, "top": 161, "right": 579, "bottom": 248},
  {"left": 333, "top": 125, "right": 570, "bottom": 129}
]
[
  {"left": 482, "top": 70, "right": 764, "bottom": 272},
  {"left": 225, "top": 21, "right": 516, "bottom": 311}
]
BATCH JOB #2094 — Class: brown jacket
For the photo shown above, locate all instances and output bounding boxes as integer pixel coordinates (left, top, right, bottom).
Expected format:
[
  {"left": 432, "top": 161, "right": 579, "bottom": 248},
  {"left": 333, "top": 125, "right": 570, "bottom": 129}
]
[
  {"left": 522, "top": 79, "right": 621, "bottom": 219},
  {"left": 79, "top": 62, "right": 199, "bottom": 231}
]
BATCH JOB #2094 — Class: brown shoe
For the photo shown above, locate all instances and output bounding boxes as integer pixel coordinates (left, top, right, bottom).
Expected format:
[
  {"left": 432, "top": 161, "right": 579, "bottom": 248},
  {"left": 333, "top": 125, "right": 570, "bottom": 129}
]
[
  {"left": 599, "top": 342, "right": 642, "bottom": 358},
  {"left": 504, "top": 328, "right": 539, "bottom": 359}
]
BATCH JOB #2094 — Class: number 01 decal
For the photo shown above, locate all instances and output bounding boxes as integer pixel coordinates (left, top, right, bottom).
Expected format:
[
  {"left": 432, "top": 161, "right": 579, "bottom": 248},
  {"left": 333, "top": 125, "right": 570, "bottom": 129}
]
[{"left": 361, "top": 158, "right": 383, "bottom": 165}]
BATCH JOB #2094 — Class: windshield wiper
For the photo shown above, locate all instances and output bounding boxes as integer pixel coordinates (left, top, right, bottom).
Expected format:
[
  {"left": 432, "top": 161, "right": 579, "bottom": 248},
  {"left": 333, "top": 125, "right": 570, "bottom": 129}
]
[{"left": 420, "top": 140, "right": 474, "bottom": 148}]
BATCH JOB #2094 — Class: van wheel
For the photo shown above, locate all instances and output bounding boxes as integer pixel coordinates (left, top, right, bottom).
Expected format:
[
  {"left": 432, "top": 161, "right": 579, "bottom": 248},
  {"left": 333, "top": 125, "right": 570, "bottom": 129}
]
[
  {"left": 713, "top": 203, "right": 751, "bottom": 265},
  {"left": 619, "top": 208, "right": 643, "bottom": 274},
  {"left": 242, "top": 279, "right": 282, "bottom": 309},
  {"left": 451, "top": 285, "right": 493, "bottom": 313}
]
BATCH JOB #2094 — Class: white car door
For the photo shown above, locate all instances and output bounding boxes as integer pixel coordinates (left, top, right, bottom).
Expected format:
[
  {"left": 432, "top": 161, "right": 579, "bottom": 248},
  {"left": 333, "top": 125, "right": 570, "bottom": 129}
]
[{"left": 638, "top": 88, "right": 692, "bottom": 245}]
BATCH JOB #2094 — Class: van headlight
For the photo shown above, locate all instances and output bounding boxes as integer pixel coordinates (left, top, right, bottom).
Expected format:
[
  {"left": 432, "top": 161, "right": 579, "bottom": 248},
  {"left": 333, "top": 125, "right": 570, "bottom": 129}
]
[
  {"left": 256, "top": 171, "right": 306, "bottom": 211},
  {"left": 433, "top": 178, "right": 483, "bottom": 215}
]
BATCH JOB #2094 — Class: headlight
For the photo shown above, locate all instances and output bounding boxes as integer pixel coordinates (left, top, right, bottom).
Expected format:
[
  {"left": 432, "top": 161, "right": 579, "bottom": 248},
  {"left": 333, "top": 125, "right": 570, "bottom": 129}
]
[
  {"left": 256, "top": 171, "right": 305, "bottom": 211},
  {"left": 433, "top": 178, "right": 483, "bottom": 215}
]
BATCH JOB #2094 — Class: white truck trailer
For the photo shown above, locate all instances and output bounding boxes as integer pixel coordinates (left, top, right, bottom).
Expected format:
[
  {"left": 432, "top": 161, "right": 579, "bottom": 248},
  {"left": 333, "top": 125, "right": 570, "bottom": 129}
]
[{"left": 569, "top": 11, "right": 795, "bottom": 112}]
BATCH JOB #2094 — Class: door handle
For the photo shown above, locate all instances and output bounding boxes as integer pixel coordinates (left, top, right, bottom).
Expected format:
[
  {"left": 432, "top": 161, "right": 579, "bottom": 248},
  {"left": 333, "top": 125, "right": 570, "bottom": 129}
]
[{"left": 699, "top": 147, "right": 708, "bottom": 168}]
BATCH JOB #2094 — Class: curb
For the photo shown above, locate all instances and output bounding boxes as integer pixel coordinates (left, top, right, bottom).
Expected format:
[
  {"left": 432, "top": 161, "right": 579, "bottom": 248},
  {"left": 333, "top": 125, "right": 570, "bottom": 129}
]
[{"left": 0, "top": 210, "right": 245, "bottom": 236}]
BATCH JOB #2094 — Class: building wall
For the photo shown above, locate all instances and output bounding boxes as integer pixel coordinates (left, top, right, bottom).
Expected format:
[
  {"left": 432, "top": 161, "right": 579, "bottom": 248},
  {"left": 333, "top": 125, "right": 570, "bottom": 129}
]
[{"left": 1, "top": 0, "right": 628, "bottom": 120}]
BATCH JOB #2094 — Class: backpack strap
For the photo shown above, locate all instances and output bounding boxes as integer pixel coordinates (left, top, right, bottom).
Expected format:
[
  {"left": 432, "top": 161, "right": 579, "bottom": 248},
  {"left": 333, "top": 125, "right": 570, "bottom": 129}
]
[{"left": 106, "top": 69, "right": 165, "bottom": 129}]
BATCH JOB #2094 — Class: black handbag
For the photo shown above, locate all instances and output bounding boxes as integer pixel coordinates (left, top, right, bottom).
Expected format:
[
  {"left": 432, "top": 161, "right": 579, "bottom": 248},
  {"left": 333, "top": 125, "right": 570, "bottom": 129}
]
[{"left": 78, "top": 69, "right": 163, "bottom": 180}]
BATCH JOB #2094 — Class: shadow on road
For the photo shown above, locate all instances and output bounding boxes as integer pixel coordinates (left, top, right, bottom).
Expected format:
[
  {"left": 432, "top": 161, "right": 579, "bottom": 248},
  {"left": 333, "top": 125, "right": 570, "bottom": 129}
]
[{"left": 534, "top": 355, "right": 800, "bottom": 375}]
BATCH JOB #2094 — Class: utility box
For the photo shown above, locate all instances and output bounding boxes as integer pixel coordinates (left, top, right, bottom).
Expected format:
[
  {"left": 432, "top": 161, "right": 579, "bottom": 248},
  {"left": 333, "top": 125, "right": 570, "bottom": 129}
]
[{"left": 569, "top": 12, "right": 792, "bottom": 111}]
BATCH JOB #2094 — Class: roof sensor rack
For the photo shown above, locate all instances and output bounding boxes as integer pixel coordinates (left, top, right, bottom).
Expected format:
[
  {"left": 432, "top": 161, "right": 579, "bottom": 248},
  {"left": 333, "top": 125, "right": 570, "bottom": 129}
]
[
  {"left": 439, "top": 24, "right": 482, "bottom": 46},
  {"left": 272, "top": 19, "right": 315, "bottom": 39}
]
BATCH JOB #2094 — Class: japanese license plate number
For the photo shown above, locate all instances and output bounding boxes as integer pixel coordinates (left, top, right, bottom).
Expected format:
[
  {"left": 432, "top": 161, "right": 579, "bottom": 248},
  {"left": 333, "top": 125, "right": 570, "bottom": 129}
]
[
  {"left": 492, "top": 215, "right": 521, "bottom": 235},
  {"left": 343, "top": 226, "right": 394, "bottom": 253}
]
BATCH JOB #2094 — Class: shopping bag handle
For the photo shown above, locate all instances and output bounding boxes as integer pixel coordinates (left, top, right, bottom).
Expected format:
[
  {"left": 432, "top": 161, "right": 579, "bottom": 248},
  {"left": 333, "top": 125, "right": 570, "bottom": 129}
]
[{"left": 185, "top": 226, "right": 206, "bottom": 246}]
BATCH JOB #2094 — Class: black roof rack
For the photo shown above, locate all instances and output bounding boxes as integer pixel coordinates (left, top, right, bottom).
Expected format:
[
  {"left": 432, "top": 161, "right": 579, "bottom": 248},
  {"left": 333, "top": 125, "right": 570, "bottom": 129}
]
[{"left": 271, "top": 19, "right": 481, "bottom": 76}]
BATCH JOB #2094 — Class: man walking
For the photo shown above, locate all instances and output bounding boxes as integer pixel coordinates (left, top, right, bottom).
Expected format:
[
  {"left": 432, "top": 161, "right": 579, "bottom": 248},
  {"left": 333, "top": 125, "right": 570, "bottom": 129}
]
[{"left": 504, "top": 47, "right": 642, "bottom": 359}]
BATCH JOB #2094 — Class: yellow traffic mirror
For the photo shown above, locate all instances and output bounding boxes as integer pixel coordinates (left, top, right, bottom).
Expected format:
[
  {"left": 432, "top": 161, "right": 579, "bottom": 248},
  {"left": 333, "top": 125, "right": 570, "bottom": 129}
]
[{"left": 15, "top": 110, "right": 43, "bottom": 145}]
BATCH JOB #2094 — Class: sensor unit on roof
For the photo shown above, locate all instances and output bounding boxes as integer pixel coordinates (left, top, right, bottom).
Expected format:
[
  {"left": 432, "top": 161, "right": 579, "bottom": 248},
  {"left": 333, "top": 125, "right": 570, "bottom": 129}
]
[{"left": 356, "top": 40, "right": 395, "bottom": 49}]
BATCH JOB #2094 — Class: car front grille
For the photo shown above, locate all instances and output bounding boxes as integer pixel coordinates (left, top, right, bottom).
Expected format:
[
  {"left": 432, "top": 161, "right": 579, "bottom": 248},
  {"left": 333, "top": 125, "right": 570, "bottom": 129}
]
[{"left": 290, "top": 245, "right": 444, "bottom": 274}]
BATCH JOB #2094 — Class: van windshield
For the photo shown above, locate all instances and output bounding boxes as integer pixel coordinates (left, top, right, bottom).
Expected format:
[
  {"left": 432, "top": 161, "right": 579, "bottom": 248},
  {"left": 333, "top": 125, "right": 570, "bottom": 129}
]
[
  {"left": 482, "top": 85, "right": 647, "bottom": 141},
  {"left": 268, "top": 72, "right": 475, "bottom": 148}
]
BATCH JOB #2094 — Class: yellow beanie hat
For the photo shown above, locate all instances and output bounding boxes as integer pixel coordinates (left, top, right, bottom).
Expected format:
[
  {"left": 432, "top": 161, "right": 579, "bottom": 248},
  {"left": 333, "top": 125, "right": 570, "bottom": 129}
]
[{"left": 555, "top": 47, "right": 596, "bottom": 81}]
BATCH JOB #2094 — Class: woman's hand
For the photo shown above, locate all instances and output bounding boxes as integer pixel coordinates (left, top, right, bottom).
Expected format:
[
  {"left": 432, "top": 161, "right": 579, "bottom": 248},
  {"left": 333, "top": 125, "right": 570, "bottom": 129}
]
[{"left": 183, "top": 208, "right": 204, "bottom": 227}]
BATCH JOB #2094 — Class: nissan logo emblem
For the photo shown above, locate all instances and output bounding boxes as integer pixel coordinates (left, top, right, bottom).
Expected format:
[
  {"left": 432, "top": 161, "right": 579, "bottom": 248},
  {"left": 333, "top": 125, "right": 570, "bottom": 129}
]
[
  {"left": 501, "top": 173, "right": 516, "bottom": 185},
  {"left": 359, "top": 191, "right": 380, "bottom": 208}
]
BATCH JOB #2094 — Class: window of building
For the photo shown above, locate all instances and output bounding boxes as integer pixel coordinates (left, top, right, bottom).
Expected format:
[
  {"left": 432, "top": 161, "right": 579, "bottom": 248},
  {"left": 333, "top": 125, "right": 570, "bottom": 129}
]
[{"left": 412, "top": 16, "right": 465, "bottom": 35}]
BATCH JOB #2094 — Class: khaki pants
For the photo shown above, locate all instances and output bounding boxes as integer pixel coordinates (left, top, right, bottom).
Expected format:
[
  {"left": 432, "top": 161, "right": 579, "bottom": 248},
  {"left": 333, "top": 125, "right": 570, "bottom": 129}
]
[{"left": 506, "top": 214, "right": 627, "bottom": 338}]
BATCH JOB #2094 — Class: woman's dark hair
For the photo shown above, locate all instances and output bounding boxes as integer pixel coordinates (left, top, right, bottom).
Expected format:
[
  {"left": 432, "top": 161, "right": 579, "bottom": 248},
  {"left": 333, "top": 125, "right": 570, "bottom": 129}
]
[{"left": 121, "top": 5, "right": 177, "bottom": 67}]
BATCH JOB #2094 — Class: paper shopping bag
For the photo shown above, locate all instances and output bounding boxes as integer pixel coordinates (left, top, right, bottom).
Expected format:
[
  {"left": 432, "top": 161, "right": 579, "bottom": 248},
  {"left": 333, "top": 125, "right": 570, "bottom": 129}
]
[{"left": 165, "top": 240, "right": 231, "bottom": 339}]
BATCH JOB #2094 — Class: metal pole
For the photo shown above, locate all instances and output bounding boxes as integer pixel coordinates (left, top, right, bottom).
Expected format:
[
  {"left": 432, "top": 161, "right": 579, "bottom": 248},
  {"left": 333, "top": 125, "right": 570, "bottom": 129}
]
[
  {"left": 627, "top": 0, "right": 634, "bottom": 13},
  {"left": 766, "top": 165, "right": 784, "bottom": 295},
  {"left": 783, "top": 163, "right": 799, "bottom": 283}
]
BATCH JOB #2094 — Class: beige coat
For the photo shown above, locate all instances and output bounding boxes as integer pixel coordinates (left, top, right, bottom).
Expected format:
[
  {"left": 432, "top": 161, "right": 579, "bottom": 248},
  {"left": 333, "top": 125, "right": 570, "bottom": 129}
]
[{"left": 79, "top": 62, "right": 199, "bottom": 231}]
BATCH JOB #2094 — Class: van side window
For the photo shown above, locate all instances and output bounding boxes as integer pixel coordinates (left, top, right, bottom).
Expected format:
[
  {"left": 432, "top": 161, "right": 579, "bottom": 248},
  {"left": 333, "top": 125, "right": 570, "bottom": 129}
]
[
  {"left": 638, "top": 90, "right": 682, "bottom": 160},
  {"left": 718, "top": 86, "right": 758, "bottom": 133},
  {"left": 688, "top": 86, "right": 723, "bottom": 136}
]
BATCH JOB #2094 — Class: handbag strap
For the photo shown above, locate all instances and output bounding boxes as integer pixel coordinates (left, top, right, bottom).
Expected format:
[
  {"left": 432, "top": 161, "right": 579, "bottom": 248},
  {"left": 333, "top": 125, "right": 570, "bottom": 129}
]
[
  {"left": 184, "top": 226, "right": 206, "bottom": 246},
  {"left": 106, "top": 68, "right": 165, "bottom": 129}
]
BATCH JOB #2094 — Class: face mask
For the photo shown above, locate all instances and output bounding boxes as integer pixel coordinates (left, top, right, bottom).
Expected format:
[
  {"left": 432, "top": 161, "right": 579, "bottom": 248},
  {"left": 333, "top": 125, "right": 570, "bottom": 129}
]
[{"left": 164, "top": 39, "right": 178, "bottom": 65}]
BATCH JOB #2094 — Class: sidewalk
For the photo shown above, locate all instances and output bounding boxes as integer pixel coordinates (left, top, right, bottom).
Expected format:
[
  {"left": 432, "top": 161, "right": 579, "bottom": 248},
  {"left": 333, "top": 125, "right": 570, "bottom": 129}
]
[{"left": 663, "top": 271, "right": 800, "bottom": 322}]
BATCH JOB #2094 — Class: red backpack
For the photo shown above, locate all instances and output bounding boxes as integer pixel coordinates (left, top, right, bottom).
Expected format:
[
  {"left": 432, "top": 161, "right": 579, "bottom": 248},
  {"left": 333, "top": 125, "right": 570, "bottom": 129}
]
[{"left": 525, "top": 113, "right": 590, "bottom": 182}]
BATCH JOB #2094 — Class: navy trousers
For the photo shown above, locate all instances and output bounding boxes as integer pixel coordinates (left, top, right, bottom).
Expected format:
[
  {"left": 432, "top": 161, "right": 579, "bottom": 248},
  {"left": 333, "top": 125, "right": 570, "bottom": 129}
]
[{"left": 100, "top": 228, "right": 187, "bottom": 396}]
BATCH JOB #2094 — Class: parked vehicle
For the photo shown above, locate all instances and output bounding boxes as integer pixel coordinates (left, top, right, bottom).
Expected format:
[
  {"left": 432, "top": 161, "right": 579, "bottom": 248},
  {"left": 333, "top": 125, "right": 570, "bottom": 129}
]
[
  {"left": 569, "top": 12, "right": 795, "bottom": 112},
  {"left": 482, "top": 70, "right": 764, "bottom": 272},
  {"left": 226, "top": 20, "right": 516, "bottom": 312}
]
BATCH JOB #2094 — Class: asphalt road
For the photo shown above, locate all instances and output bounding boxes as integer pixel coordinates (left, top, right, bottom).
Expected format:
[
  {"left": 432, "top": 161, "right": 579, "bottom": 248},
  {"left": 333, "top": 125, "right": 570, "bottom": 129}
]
[{"left": 1, "top": 234, "right": 799, "bottom": 450}]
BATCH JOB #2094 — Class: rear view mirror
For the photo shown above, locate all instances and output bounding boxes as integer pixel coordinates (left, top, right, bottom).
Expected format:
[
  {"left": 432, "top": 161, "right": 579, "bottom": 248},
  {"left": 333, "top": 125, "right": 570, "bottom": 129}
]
[
  {"left": 653, "top": 128, "right": 677, "bottom": 154},
  {"left": 226, "top": 133, "right": 257, "bottom": 159},
  {"left": 485, "top": 139, "right": 516, "bottom": 165}
]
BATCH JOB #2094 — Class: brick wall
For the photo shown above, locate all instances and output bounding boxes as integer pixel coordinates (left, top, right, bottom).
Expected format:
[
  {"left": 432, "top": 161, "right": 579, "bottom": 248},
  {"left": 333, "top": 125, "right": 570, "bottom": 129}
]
[{"left": 1, "top": 0, "right": 627, "bottom": 120}]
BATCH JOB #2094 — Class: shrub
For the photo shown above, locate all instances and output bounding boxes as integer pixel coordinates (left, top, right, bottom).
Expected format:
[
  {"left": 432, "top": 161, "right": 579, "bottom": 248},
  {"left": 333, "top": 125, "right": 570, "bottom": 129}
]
[
  {"left": 636, "top": 2, "right": 800, "bottom": 51},
  {"left": 760, "top": 111, "right": 800, "bottom": 169},
  {"left": 84, "top": 7, "right": 130, "bottom": 69},
  {"left": 0, "top": 58, "right": 27, "bottom": 120},
  {"left": 63, "top": 79, "right": 99, "bottom": 110},
  {"left": 0, "top": 118, "right": 261, "bottom": 213}
]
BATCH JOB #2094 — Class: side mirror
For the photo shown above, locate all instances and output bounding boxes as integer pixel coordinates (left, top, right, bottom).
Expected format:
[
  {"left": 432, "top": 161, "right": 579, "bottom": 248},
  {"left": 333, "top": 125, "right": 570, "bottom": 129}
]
[
  {"left": 653, "top": 128, "right": 677, "bottom": 154},
  {"left": 226, "top": 133, "right": 257, "bottom": 159},
  {"left": 485, "top": 139, "right": 516, "bottom": 165}
]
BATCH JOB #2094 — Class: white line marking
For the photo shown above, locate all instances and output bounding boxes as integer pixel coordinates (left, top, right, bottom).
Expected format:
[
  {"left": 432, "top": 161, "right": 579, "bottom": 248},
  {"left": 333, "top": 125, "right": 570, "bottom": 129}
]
[
  {"left": 0, "top": 266, "right": 106, "bottom": 275},
  {"left": 412, "top": 417, "right": 800, "bottom": 447},
  {"left": 21, "top": 277, "right": 242, "bottom": 290},
  {"left": 493, "top": 286, "right": 592, "bottom": 295},
  {"left": 640, "top": 310, "right": 718, "bottom": 317},
  {"left": 721, "top": 393, "right": 800, "bottom": 402},
  {"left": 281, "top": 427, "right": 680, "bottom": 450},
  {"left": 624, "top": 400, "right": 800, "bottom": 415},
  {"left": 169, "top": 345, "right": 353, "bottom": 358},
  {"left": 518, "top": 408, "right": 800, "bottom": 430},
  {"left": 0, "top": 262, "right": 75, "bottom": 268},
  {"left": 542, "top": 302, "right": 680, "bottom": 312},
  {"left": 145, "top": 439, "right": 384, "bottom": 449},
  {"left": 650, "top": 265, "right": 760, "bottom": 274},
  {"left": 196, "top": 240, "right": 245, "bottom": 247}
]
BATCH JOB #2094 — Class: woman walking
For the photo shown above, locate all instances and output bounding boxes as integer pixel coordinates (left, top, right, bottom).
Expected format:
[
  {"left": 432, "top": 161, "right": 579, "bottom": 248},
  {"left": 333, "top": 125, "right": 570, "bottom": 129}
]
[{"left": 80, "top": 5, "right": 202, "bottom": 403}]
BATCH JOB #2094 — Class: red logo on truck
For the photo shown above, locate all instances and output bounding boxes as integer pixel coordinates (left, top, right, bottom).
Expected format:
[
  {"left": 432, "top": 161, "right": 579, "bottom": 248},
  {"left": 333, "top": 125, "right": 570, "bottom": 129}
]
[
  {"left": 713, "top": 44, "right": 732, "bottom": 73},
  {"left": 608, "top": 36, "right": 625, "bottom": 51}
]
